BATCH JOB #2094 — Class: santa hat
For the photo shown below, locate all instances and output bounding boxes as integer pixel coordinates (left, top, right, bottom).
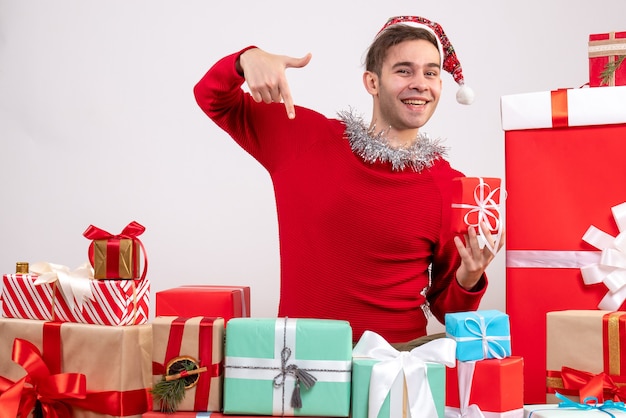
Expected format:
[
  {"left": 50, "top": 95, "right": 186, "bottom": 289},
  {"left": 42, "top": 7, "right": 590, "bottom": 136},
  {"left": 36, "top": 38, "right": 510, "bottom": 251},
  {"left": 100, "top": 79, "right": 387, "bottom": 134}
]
[{"left": 377, "top": 16, "right": 474, "bottom": 105}]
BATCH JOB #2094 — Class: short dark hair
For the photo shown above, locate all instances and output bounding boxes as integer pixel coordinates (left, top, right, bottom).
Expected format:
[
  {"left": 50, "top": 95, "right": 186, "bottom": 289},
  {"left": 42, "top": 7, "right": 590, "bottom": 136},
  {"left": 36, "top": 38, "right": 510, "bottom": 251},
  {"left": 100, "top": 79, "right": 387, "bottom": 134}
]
[{"left": 365, "top": 25, "right": 440, "bottom": 76}]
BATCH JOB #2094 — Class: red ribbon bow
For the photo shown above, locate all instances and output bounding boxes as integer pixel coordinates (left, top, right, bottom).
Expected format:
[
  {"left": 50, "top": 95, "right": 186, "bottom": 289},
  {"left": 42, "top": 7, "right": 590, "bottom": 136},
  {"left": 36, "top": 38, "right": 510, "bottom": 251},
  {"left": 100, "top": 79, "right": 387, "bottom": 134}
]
[
  {"left": 561, "top": 366, "right": 626, "bottom": 403},
  {"left": 0, "top": 336, "right": 152, "bottom": 417},
  {"left": 83, "top": 220, "right": 148, "bottom": 280},
  {"left": 0, "top": 338, "right": 87, "bottom": 418}
]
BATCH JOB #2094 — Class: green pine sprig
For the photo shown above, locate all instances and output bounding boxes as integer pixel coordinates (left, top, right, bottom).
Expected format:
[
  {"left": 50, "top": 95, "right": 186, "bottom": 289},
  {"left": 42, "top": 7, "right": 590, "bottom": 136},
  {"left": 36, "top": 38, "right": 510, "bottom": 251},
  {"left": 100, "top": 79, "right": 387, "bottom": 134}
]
[
  {"left": 151, "top": 359, "right": 198, "bottom": 414},
  {"left": 601, "top": 55, "right": 625, "bottom": 86},
  {"left": 152, "top": 377, "right": 187, "bottom": 413}
]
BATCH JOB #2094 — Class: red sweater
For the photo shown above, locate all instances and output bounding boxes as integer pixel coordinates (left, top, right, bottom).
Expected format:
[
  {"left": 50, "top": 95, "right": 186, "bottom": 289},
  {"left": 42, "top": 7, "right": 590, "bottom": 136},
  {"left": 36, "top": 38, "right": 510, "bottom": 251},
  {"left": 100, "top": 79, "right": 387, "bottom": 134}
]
[{"left": 194, "top": 48, "right": 486, "bottom": 343}]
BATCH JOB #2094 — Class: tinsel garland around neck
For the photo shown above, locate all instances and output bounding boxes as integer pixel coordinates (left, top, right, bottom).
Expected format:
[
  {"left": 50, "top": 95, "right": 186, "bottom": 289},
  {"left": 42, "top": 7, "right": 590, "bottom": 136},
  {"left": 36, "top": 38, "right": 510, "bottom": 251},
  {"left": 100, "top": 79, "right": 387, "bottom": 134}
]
[{"left": 338, "top": 109, "right": 447, "bottom": 172}]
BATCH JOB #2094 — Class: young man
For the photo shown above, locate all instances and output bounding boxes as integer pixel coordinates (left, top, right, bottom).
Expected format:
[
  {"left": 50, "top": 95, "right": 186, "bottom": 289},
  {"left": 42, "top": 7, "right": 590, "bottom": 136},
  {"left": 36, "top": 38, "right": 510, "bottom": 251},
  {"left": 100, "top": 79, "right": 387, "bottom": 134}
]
[{"left": 194, "top": 16, "right": 503, "bottom": 344}]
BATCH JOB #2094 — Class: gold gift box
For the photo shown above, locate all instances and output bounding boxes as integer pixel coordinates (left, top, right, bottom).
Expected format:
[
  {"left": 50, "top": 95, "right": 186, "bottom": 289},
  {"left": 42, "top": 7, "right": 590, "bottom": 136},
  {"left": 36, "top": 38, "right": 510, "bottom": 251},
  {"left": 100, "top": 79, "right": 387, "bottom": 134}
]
[{"left": 93, "top": 238, "right": 140, "bottom": 279}]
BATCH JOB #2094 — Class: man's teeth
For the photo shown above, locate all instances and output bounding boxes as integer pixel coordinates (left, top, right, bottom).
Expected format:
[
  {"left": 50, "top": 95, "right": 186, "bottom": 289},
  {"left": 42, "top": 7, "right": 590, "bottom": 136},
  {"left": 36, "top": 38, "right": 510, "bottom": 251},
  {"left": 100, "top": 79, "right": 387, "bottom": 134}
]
[{"left": 402, "top": 99, "right": 426, "bottom": 105}]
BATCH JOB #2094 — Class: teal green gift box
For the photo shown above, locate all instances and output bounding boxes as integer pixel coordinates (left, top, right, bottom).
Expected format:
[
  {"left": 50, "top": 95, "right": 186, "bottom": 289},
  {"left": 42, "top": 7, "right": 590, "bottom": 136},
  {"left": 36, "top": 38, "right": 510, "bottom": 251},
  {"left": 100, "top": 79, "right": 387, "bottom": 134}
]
[
  {"left": 351, "top": 358, "right": 445, "bottom": 418},
  {"left": 351, "top": 330, "right": 455, "bottom": 418},
  {"left": 445, "top": 309, "right": 511, "bottom": 361},
  {"left": 223, "top": 317, "right": 352, "bottom": 416}
]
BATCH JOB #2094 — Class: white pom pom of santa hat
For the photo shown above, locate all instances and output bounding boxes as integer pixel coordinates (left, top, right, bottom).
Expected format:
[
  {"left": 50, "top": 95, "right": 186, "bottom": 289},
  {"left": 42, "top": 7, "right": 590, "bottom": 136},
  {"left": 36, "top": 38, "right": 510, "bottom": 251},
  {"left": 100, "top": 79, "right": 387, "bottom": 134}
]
[{"left": 377, "top": 16, "right": 474, "bottom": 105}]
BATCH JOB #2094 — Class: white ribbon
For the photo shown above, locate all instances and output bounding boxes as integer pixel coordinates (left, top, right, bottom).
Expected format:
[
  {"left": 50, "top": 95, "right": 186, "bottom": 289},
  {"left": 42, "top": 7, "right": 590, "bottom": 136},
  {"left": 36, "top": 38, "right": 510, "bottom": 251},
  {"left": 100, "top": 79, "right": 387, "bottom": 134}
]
[
  {"left": 444, "top": 361, "right": 486, "bottom": 418},
  {"left": 506, "top": 250, "right": 601, "bottom": 268},
  {"left": 352, "top": 330, "right": 456, "bottom": 418},
  {"left": 451, "top": 178, "right": 504, "bottom": 256},
  {"left": 30, "top": 261, "right": 95, "bottom": 311},
  {"left": 450, "top": 315, "right": 510, "bottom": 360},
  {"left": 580, "top": 202, "right": 626, "bottom": 310}
]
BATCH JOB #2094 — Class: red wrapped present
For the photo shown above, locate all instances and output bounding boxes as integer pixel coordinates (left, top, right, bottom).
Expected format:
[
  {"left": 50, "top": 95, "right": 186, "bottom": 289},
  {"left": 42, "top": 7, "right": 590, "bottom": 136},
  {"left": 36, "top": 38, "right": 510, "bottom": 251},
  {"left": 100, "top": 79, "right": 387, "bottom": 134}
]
[
  {"left": 152, "top": 316, "right": 224, "bottom": 412},
  {"left": 546, "top": 310, "right": 626, "bottom": 404},
  {"left": 0, "top": 318, "right": 152, "bottom": 417},
  {"left": 445, "top": 357, "right": 524, "bottom": 417},
  {"left": 451, "top": 177, "right": 503, "bottom": 255},
  {"left": 1, "top": 262, "right": 149, "bottom": 325},
  {"left": 501, "top": 87, "right": 626, "bottom": 403},
  {"left": 155, "top": 285, "right": 250, "bottom": 323},
  {"left": 83, "top": 221, "right": 148, "bottom": 280},
  {"left": 589, "top": 31, "right": 626, "bottom": 87}
]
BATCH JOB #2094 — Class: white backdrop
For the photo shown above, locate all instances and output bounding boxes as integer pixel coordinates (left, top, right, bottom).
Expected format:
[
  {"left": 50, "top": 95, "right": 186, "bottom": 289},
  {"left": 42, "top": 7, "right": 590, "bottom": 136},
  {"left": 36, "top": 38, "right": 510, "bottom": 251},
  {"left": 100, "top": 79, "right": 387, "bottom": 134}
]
[{"left": 1, "top": 0, "right": 624, "bottom": 333}]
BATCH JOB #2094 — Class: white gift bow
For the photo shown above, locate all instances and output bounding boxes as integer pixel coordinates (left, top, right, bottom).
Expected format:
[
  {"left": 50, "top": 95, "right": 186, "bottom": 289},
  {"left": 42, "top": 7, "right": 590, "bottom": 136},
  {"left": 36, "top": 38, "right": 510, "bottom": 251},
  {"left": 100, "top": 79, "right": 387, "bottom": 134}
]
[
  {"left": 30, "top": 261, "right": 95, "bottom": 311},
  {"left": 444, "top": 361, "right": 486, "bottom": 418},
  {"left": 352, "top": 330, "right": 456, "bottom": 418},
  {"left": 451, "top": 178, "right": 504, "bottom": 256},
  {"left": 580, "top": 202, "right": 626, "bottom": 310}
]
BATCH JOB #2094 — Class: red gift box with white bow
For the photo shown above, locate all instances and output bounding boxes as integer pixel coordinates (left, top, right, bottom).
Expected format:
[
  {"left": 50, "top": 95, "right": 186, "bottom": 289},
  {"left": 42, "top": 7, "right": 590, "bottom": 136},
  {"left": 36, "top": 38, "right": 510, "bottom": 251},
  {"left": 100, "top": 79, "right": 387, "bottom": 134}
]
[{"left": 501, "top": 86, "right": 626, "bottom": 404}]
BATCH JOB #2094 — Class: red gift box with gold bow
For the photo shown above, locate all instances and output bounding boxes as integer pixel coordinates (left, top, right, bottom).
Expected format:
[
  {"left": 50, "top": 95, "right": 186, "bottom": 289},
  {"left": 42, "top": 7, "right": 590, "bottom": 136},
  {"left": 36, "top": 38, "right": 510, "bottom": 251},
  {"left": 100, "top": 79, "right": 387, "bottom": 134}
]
[
  {"left": 0, "top": 318, "right": 152, "bottom": 417},
  {"left": 501, "top": 87, "right": 626, "bottom": 404},
  {"left": 83, "top": 221, "right": 148, "bottom": 280},
  {"left": 546, "top": 310, "right": 626, "bottom": 404},
  {"left": 152, "top": 316, "right": 224, "bottom": 412}
]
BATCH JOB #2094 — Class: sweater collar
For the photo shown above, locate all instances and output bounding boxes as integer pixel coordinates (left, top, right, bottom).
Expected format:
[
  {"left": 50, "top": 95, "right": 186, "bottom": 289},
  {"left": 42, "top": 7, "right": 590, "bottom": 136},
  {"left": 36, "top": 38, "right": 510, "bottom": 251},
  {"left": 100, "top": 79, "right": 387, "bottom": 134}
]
[{"left": 338, "top": 109, "right": 447, "bottom": 172}]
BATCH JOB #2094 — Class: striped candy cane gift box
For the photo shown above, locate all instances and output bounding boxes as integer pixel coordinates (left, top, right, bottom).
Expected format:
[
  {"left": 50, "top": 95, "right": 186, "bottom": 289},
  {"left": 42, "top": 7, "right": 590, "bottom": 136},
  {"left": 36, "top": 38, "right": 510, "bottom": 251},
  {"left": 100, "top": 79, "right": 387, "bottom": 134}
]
[{"left": 1, "top": 261, "right": 149, "bottom": 325}]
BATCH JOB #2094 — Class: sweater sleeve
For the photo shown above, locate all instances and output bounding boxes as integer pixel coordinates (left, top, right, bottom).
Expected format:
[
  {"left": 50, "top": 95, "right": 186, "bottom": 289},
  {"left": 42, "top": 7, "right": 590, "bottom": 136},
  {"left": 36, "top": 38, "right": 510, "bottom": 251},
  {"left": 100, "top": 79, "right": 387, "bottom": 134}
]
[
  {"left": 425, "top": 167, "right": 488, "bottom": 325},
  {"left": 193, "top": 47, "right": 332, "bottom": 173},
  {"left": 193, "top": 47, "right": 269, "bottom": 164}
]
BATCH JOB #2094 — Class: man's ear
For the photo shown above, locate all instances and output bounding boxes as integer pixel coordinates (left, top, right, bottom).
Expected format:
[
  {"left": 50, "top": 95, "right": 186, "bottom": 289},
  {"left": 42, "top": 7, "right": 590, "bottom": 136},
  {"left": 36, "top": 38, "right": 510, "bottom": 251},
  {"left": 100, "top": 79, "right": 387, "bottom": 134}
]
[{"left": 363, "top": 71, "right": 379, "bottom": 95}]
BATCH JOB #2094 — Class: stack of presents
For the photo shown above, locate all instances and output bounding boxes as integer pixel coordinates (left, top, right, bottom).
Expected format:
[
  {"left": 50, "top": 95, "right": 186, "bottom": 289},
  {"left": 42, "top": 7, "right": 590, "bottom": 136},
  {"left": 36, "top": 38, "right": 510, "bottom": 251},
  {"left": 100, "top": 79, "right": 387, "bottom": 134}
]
[{"left": 1, "top": 30, "right": 626, "bottom": 418}]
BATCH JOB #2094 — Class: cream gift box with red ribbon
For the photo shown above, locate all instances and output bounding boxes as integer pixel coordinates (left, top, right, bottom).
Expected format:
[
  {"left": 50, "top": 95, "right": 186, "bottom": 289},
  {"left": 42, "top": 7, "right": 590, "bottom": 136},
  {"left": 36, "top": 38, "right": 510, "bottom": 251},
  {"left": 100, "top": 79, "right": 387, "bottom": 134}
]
[
  {"left": 501, "top": 86, "right": 626, "bottom": 404},
  {"left": 1, "top": 262, "right": 149, "bottom": 325},
  {"left": 151, "top": 316, "right": 224, "bottom": 413},
  {"left": 546, "top": 310, "right": 626, "bottom": 404},
  {"left": 0, "top": 318, "right": 152, "bottom": 417}
]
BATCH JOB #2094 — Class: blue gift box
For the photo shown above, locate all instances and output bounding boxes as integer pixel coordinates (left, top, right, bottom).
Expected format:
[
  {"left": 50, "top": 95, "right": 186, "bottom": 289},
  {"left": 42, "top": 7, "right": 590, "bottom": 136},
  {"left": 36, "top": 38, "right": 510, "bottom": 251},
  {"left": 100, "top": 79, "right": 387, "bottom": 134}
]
[{"left": 444, "top": 310, "right": 511, "bottom": 361}]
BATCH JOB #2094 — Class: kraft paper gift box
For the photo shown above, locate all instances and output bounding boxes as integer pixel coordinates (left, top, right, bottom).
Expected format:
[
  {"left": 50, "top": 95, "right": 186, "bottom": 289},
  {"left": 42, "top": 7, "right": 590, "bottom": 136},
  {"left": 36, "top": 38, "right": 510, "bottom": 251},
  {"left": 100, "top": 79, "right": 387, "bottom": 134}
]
[
  {"left": 501, "top": 86, "right": 626, "bottom": 403},
  {"left": 445, "top": 310, "right": 511, "bottom": 361},
  {"left": 83, "top": 221, "right": 147, "bottom": 280},
  {"left": 1, "top": 263, "right": 150, "bottom": 325},
  {"left": 0, "top": 317, "right": 152, "bottom": 417},
  {"left": 152, "top": 316, "right": 224, "bottom": 412},
  {"left": 351, "top": 331, "right": 455, "bottom": 418},
  {"left": 589, "top": 31, "right": 626, "bottom": 87},
  {"left": 223, "top": 317, "right": 352, "bottom": 416},
  {"left": 445, "top": 357, "right": 524, "bottom": 418},
  {"left": 546, "top": 310, "right": 626, "bottom": 404},
  {"left": 155, "top": 285, "right": 250, "bottom": 323}
]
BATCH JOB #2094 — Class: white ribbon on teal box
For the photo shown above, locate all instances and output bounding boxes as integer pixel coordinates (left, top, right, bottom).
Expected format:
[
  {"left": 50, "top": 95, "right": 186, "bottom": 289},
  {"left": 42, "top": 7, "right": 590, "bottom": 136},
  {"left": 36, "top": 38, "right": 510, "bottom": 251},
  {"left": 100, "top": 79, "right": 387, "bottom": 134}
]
[
  {"left": 223, "top": 317, "right": 352, "bottom": 416},
  {"left": 351, "top": 330, "right": 456, "bottom": 418},
  {"left": 445, "top": 310, "right": 511, "bottom": 361}
]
